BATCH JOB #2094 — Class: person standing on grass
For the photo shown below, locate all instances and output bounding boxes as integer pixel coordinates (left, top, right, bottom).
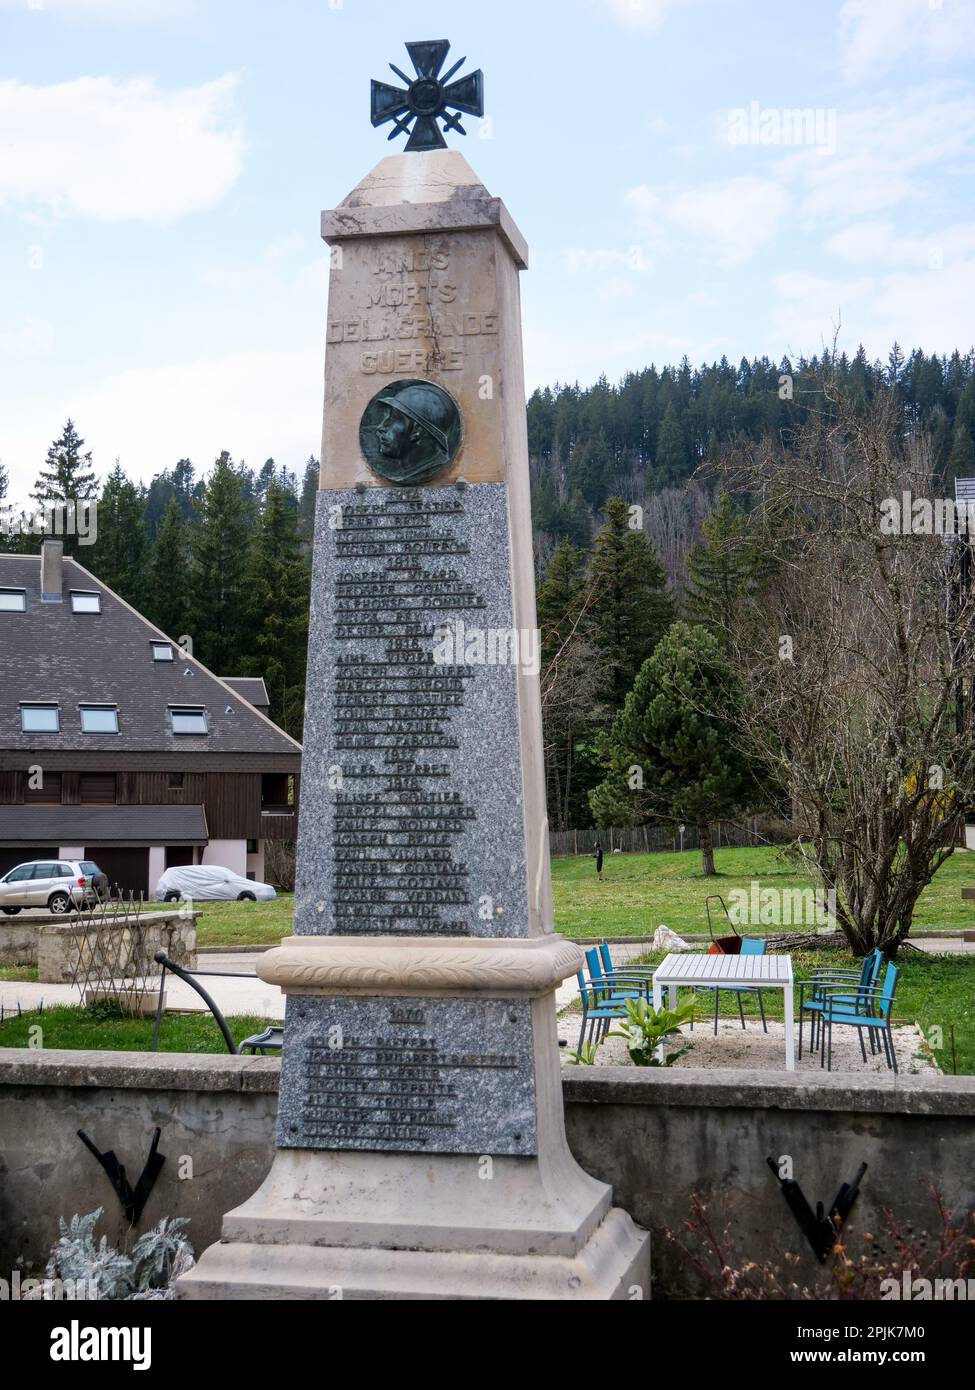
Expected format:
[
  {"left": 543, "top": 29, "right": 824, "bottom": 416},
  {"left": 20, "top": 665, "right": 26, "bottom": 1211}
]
[{"left": 593, "top": 841, "right": 604, "bottom": 881}]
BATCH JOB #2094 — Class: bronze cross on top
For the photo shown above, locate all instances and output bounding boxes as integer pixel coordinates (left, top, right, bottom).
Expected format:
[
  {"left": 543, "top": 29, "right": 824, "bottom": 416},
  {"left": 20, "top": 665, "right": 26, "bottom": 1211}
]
[{"left": 371, "top": 40, "right": 484, "bottom": 152}]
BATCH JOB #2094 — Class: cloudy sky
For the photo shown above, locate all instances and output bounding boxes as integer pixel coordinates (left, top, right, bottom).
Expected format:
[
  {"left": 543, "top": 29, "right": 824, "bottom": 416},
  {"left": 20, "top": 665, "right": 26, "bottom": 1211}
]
[{"left": 2, "top": 0, "right": 974, "bottom": 494}]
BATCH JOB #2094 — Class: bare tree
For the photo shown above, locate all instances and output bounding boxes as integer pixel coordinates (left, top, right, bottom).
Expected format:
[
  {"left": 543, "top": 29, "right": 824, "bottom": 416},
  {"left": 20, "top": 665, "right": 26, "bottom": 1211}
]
[{"left": 718, "top": 380, "right": 975, "bottom": 956}]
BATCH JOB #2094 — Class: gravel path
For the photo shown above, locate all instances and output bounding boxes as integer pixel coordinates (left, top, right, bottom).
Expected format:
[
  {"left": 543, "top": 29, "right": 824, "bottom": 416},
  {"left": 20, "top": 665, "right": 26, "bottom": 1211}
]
[{"left": 558, "top": 1010, "right": 937, "bottom": 1074}]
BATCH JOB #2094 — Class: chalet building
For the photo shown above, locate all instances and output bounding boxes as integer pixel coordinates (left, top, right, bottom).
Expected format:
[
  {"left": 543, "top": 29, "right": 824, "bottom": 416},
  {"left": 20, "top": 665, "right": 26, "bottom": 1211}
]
[{"left": 0, "top": 540, "right": 301, "bottom": 895}]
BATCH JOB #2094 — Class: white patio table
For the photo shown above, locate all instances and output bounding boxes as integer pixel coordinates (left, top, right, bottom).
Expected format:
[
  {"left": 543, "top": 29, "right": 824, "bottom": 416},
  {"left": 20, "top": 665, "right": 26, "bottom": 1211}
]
[{"left": 652, "top": 951, "right": 795, "bottom": 1070}]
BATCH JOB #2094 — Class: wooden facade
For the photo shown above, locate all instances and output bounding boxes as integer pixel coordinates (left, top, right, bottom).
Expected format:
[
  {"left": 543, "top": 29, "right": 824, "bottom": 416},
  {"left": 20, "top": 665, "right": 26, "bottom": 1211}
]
[{"left": 0, "top": 768, "right": 299, "bottom": 841}]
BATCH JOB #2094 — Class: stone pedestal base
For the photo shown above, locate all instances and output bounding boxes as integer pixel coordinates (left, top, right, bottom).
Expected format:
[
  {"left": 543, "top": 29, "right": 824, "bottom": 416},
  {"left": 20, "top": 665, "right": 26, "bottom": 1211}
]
[
  {"left": 176, "top": 1206, "right": 649, "bottom": 1301},
  {"left": 177, "top": 1147, "right": 649, "bottom": 1300}
]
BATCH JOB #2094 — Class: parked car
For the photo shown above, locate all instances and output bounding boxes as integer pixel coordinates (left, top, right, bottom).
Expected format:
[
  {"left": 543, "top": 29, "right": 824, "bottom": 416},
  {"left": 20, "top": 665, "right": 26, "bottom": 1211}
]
[
  {"left": 0, "top": 859, "right": 104, "bottom": 915},
  {"left": 154, "top": 864, "right": 277, "bottom": 903}
]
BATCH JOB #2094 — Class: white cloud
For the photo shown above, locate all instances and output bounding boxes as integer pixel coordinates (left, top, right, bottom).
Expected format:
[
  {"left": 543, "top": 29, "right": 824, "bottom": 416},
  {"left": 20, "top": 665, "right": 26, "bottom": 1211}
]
[
  {"left": 71, "top": 350, "right": 322, "bottom": 480},
  {"left": 627, "top": 176, "right": 788, "bottom": 266},
  {"left": 600, "top": 0, "right": 689, "bottom": 31},
  {"left": 0, "top": 73, "right": 244, "bottom": 222},
  {"left": 768, "top": 270, "right": 874, "bottom": 357},
  {"left": 825, "top": 220, "right": 975, "bottom": 268},
  {"left": 768, "top": 259, "right": 975, "bottom": 362},
  {"left": 782, "top": 83, "right": 975, "bottom": 221},
  {"left": 839, "top": 0, "right": 975, "bottom": 82},
  {"left": 0, "top": 349, "right": 322, "bottom": 495}
]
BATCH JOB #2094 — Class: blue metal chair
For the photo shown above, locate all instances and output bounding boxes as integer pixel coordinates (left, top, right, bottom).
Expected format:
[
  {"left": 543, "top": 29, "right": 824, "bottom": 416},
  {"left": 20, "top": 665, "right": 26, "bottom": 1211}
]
[
  {"left": 819, "top": 962, "right": 900, "bottom": 1072},
  {"left": 574, "top": 969, "right": 633, "bottom": 1054},
  {"left": 585, "top": 947, "right": 650, "bottom": 1001},
  {"left": 597, "top": 943, "right": 656, "bottom": 990},
  {"left": 690, "top": 936, "right": 768, "bottom": 1035},
  {"left": 798, "top": 948, "right": 882, "bottom": 1059}
]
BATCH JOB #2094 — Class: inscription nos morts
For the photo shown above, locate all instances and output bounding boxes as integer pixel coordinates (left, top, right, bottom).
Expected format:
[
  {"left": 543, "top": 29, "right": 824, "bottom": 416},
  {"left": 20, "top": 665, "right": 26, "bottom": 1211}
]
[{"left": 277, "top": 996, "right": 537, "bottom": 1155}]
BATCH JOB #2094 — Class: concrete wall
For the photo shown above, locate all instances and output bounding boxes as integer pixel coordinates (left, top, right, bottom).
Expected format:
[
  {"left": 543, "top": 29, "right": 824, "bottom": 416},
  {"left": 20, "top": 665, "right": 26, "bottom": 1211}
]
[
  {"left": 148, "top": 847, "right": 165, "bottom": 893},
  {"left": 562, "top": 1070, "right": 975, "bottom": 1295},
  {"left": 202, "top": 839, "right": 247, "bottom": 878},
  {"left": 1, "top": 1054, "right": 972, "bottom": 1292},
  {"left": 0, "top": 919, "right": 38, "bottom": 967},
  {"left": 0, "top": 1052, "right": 279, "bottom": 1277}
]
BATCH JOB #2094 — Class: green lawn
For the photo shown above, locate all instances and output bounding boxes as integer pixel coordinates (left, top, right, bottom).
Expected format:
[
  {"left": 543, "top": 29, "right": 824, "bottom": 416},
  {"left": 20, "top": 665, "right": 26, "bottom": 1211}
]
[
  {"left": 0, "top": 1003, "right": 275, "bottom": 1053},
  {"left": 190, "top": 894, "right": 295, "bottom": 948},
  {"left": 0, "top": 963, "right": 38, "bottom": 983},
  {"left": 550, "top": 845, "right": 975, "bottom": 939}
]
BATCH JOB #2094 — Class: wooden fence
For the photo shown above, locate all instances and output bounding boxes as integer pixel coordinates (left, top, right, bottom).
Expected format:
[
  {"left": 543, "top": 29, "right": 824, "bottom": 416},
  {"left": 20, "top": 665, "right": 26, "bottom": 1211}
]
[{"left": 549, "top": 817, "right": 794, "bottom": 858}]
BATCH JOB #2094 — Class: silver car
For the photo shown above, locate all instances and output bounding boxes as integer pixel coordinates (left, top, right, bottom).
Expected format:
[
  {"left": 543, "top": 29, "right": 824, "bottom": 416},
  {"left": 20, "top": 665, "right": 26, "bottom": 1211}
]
[{"left": 0, "top": 859, "right": 101, "bottom": 915}]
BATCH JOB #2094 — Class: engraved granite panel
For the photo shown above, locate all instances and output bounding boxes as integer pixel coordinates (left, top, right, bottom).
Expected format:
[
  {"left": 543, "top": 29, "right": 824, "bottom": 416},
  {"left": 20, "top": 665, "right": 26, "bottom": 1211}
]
[
  {"left": 294, "top": 483, "right": 530, "bottom": 939},
  {"left": 276, "top": 994, "right": 537, "bottom": 1154}
]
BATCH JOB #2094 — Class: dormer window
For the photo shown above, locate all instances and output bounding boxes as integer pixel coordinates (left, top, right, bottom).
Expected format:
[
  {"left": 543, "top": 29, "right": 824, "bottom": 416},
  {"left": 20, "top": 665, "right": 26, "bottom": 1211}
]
[
  {"left": 21, "top": 703, "right": 60, "bottom": 733},
  {"left": 70, "top": 591, "right": 101, "bottom": 614},
  {"left": 169, "top": 706, "right": 208, "bottom": 736},
  {"left": 80, "top": 705, "right": 119, "bottom": 734},
  {"left": 151, "top": 642, "right": 174, "bottom": 662},
  {"left": 0, "top": 589, "right": 27, "bottom": 612}
]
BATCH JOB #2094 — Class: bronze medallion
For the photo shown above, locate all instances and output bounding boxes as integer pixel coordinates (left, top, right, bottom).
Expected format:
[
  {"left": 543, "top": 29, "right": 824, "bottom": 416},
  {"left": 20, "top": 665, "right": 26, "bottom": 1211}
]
[{"left": 359, "top": 379, "right": 463, "bottom": 485}]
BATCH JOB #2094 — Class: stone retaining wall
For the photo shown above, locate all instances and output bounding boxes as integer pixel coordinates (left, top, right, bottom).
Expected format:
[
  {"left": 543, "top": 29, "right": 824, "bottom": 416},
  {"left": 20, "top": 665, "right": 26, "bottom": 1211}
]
[
  {"left": 0, "top": 910, "right": 198, "bottom": 982},
  {"left": 0, "top": 1052, "right": 971, "bottom": 1295}
]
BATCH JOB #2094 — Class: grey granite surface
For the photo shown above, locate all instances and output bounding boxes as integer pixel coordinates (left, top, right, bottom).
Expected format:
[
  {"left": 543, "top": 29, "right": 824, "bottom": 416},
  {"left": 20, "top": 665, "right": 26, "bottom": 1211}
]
[
  {"left": 276, "top": 994, "right": 537, "bottom": 1154},
  {"left": 294, "top": 483, "right": 530, "bottom": 939}
]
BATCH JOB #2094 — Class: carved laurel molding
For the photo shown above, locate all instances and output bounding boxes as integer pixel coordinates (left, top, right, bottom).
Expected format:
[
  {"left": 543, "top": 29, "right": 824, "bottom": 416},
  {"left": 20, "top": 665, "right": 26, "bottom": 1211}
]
[{"left": 257, "top": 935, "right": 583, "bottom": 996}]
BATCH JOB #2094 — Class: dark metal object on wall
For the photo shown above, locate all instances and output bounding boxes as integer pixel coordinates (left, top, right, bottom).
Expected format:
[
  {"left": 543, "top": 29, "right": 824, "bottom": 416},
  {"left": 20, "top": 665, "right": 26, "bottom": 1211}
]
[
  {"left": 77, "top": 1127, "right": 165, "bottom": 1226},
  {"left": 359, "top": 379, "right": 463, "bottom": 484},
  {"left": 766, "top": 1156, "right": 868, "bottom": 1262},
  {"left": 371, "top": 40, "right": 484, "bottom": 151}
]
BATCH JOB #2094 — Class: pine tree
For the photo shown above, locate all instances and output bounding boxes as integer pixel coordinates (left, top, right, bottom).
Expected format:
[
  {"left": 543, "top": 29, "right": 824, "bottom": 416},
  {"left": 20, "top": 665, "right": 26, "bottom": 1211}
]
[
  {"left": 188, "top": 453, "right": 255, "bottom": 674},
  {"left": 172, "top": 458, "right": 196, "bottom": 516},
  {"left": 685, "top": 492, "right": 770, "bottom": 642},
  {"left": 587, "top": 497, "right": 673, "bottom": 713},
  {"left": 589, "top": 621, "right": 760, "bottom": 874},
  {"left": 299, "top": 456, "right": 319, "bottom": 543},
  {"left": 536, "top": 542, "right": 602, "bottom": 828},
  {"left": 145, "top": 498, "right": 191, "bottom": 641},
  {"left": 86, "top": 462, "right": 149, "bottom": 609},
  {"left": 245, "top": 480, "right": 310, "bottom": 736},
  {"left": 654, "top": 401, "right": 686, "bottom": 487},
  {"left": 568, "top": 432, "right": 613, "bottom": 508},
  {"left": 32, "top": 420, "right": 98, "bottom": 554}
]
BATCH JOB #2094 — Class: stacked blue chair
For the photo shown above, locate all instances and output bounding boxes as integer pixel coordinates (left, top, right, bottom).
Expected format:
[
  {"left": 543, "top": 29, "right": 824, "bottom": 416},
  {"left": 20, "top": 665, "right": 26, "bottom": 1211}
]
[
  {"left": 573, "top": 947, "right": 651, "bottom": 1054},
  {"left": 819, "top": 961, "right": 900, "bottom": 1072},
  {"left": 798, "top": 948, "right": 882, "bottom": 1059}
]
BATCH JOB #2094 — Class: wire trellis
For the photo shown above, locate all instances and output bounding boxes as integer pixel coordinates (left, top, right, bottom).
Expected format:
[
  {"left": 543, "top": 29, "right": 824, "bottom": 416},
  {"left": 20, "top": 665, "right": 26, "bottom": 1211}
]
[{"left": 70, "top": 891, "right": 156, "bottom": 1014}]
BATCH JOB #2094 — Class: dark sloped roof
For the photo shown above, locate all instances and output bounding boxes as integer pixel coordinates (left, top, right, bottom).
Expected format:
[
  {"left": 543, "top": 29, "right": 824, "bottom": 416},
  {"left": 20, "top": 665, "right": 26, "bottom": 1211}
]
[
  {"left": 221, "top": 677, "right": 270, "bottom": 710},
  {"left": 0, "top": 804, "right": 208, "bottom": 845},
  {"left": 0, "top": 553, "right": 301, "bottom": 758}
]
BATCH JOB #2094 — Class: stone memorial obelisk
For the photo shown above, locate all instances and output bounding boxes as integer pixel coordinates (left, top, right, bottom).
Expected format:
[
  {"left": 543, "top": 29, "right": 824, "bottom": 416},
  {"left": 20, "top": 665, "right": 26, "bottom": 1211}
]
[{"left": 180, "top": 41, "right": 650, "bottom": 1300}]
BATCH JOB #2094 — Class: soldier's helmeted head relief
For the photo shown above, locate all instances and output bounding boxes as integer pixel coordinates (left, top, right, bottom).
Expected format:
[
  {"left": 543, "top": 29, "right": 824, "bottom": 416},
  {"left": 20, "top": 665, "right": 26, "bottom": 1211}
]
[{"left": 360, "top": 379, "right": 462, "bottom": 484}]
